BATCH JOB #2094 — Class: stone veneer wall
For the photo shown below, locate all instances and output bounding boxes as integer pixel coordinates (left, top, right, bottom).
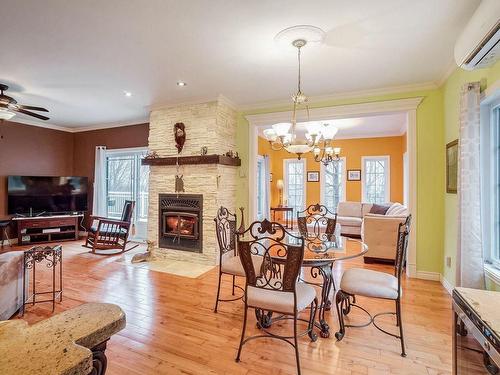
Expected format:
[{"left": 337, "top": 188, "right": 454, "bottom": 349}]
[{"left": 147, "top": 98, "right": 237, "bottom": 265}]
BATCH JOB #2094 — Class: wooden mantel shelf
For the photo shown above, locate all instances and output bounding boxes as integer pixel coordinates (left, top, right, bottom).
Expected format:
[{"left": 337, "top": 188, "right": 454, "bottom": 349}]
[{"left": 141, "top": 154, "right": 241, "bottom": 167}]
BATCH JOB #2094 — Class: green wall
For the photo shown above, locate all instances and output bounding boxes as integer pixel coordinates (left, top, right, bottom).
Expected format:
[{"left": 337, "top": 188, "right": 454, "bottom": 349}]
[
  {"left": 442, "top": 60, "right": 500, "bottom": 287},
  {"left": 236, "top": 89, "right": 445, "bottom": 274}
]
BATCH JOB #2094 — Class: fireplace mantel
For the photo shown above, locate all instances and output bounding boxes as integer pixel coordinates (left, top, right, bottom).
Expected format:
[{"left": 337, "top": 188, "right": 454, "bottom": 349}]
[{"left": 142, "top": 154, "right": 240, "bottom": 167}]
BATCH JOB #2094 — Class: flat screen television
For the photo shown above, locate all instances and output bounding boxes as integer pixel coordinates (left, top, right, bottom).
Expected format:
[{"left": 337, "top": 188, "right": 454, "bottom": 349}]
[{"left": 7, "top": 176, "right": 89, "bottom": 216}]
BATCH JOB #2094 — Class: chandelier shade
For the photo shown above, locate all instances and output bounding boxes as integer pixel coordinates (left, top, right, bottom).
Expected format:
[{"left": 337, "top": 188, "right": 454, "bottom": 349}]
[{"left": 263, "top": 31, "right": 341, "bottom": 164}]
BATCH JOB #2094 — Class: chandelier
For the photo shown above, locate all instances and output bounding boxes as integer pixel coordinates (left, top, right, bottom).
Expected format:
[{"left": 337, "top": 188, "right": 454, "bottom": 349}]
[{"left": 263, "top": 38, "right": 341, "bottom": 164}]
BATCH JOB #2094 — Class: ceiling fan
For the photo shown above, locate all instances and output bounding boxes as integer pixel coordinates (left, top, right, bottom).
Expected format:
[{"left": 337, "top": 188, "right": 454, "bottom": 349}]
[{"left": 0, "top": 84, "right": 50, "bottom": 121}]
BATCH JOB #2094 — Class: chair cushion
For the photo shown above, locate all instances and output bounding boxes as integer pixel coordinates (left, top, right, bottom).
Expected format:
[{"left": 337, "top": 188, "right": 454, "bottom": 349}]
[
  {"left": 221, "top": 254, "right": 263, "bottom": 277},
  {"left": 337, "top": 216, "right": 362, "bottom": 227},
  {"left": 247, "top": 282, "right": 316, "bottom": 314},
  {"left": 340, "top": 268, "right": 400, "bottom": 300},
  {"left": 89, "top": 224, "right": 127, "bottom": 237}
]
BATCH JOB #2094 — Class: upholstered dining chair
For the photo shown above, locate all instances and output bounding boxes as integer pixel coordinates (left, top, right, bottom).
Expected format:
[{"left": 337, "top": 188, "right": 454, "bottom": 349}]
[
  {"left": 334, "top": 215, "right": 411, "bottom": 357},
  {"left": 297, "top": 203, "right": 337, "bottom": 241},
  {"left": 213, "top": 206, "right": 263, "bottom": 312},
  {"left": 236, "top": 219, "right": 318, "bottom": 375},
  {"left": 84, "top": 200, "right": 138, "bottom": 254}
]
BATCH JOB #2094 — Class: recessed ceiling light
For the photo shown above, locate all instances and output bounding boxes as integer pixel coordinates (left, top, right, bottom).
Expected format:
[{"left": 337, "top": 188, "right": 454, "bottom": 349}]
[
  {"left": 176, "top": 81, "right": 187, "bottom": 87},
  {"left": 124, "top": 91, "right": 132, "bottom": 97}
]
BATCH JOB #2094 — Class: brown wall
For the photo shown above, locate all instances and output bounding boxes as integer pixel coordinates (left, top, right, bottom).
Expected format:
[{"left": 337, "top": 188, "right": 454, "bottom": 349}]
[
  {"left": 73, "top": 124, "right": 149, "bottom": 220},
  {"left": 0, "top": 120, "right": 74, "bottom": 218},
  {"left": 0, "top": 121, "right": 149, "bottom": 225}
]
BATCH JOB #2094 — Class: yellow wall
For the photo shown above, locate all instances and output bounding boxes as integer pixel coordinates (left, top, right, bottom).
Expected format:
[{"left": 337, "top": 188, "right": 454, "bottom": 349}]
[{"left": 258, "top": 135, "right": 405, "bottom": 208}]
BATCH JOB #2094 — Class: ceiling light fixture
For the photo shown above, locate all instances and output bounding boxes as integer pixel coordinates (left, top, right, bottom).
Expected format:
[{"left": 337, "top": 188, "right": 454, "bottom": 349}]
[
  {"left": 124, "top": 91, "right": 132, "bottom": 97},
  {"left": 263, "top": 34, "right": 341, "bottom": 163},
  {"left": 176, "top": 81, "right": 187, "bottom": 87}
]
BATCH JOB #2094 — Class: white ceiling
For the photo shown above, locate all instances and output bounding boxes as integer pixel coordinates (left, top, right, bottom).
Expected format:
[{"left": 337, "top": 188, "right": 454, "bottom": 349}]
[
  {"left": 258, "top": 113, "right": 408, "bottom": 140},
  {"left": 0, "top": 0, "right": 479, "bottom": 128}
]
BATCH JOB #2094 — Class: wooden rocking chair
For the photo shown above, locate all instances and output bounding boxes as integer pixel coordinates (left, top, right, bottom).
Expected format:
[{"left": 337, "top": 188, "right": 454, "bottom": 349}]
[{"left": 84, "top": 200, "right": 139, "bottom": 254}]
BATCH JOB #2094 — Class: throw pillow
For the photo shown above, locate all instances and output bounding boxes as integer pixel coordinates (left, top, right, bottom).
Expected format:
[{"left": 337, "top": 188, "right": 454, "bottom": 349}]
[{"left": 369, "top": 203, "right": 391, "bottom": 215}]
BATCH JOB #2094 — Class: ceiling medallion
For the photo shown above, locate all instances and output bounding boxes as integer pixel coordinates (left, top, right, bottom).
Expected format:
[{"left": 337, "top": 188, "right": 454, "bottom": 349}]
[{"left": 264, "top": 29, "right": 341, "bottom": 164}]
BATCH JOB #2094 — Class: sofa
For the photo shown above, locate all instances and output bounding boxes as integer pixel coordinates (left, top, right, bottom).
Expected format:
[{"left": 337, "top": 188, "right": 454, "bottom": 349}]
[
  {"left": 336, "top": 201, "right": 374, "bottom": 236},
  {"left": 0, "top": 251, "right": 24, "bottom": 320},
  {"left": 361, "top": 203, "right": 409, "bottom": 263},
  {"left": 336, "top": 201, "right": 409, "bottom": 263}
]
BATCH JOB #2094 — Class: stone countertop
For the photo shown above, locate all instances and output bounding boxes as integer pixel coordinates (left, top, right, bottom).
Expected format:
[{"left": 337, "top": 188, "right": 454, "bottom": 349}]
[
  {"left": 455, "top": 287, "right": 500, "bottom": 335},
  {"left": 0, "top": 303, "right": 126, "bottom": 375}
]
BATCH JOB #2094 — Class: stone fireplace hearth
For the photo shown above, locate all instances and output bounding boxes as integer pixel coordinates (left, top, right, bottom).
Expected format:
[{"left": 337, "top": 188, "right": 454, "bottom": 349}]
[{"left": 146, "top": 97, "right": 238, "bottom": 266}]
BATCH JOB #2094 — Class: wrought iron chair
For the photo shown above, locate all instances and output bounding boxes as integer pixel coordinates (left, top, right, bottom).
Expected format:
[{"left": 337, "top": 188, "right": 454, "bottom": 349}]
[
  {"left": 334, "top": 215, "right": 412, "bottom": 357},
  {"left": 236, "top": 219, "right": 318, "bottom": 375},
  {"left": 297, "top": 203, "right": 337, "bottom": 242},
  {"left": 84, "top": 200, "right": 139, "bottom": 254},
  {"left": 213, "top": 206, "right": 262, "bottom": 312}
]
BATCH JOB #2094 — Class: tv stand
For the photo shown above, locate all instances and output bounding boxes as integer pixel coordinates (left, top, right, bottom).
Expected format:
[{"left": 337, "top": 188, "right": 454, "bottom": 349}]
[{"left": 12, "top": 214, "right": 83, "bottom": 246}]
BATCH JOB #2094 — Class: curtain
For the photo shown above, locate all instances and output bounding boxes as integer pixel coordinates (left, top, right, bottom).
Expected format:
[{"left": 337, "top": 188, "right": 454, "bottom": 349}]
[
  {"left": 92, "top": 146, "right": 107, "bottom": 217},
  {"left": 457, "top": 82, "right": 485, "bottom": 289},
  {"left": 263, "top": 155, "right": 271, "bottom": 220}
]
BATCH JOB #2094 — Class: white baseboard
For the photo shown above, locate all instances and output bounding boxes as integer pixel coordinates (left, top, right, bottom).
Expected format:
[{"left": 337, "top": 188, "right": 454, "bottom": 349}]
[
  {"left": 440, "top": 274, "right": 454, "bottom": 295},
  {"left": 415, "top": 271, "right": 441, "bottom": 281}
]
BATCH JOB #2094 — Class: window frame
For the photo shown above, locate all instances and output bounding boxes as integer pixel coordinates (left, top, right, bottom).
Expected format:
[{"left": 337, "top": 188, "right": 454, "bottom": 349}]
[
  {"left": 361, "top": 155, "right": 391, "bottom": 203},
  {"left": 320, "top": 157, "right": 346, "bottom": 213},
  {"left": 480, "top": 92, "right": 500, "bottom": 269},
  {"left": 283, "top": 158, "right": 307, "bottom": 213},
  {"left": 256, "top": 155, "right": 265, "bottom": 220}
]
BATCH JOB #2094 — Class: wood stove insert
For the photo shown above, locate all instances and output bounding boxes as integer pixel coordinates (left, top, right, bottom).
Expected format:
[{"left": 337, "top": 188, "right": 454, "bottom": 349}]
[{"left": 159, "top": 194, "right": 203, "bottom": 253}]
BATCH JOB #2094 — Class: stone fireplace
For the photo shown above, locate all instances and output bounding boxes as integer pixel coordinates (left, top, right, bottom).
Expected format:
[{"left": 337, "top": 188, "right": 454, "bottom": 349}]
[
  {"left": 146, "top": 97, "right": 238, "bottom": 265},
  {"left": 159, "top": 194, "right": 203, "bottom": 253}
]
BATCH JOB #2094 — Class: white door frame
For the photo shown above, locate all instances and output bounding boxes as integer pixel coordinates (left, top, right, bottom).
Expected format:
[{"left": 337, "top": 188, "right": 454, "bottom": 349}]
[
  {"left": 361, "top": 155, "right": 391, "bottom": 203},
  {"left": 246, "top": 97, "right": 423, "bottom": 278}
]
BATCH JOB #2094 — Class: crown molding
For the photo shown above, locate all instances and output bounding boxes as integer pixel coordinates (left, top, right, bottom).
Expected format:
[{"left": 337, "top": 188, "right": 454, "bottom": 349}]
[
  {"left": 240, "top": 82, "right": 436, "bottom": 112},
  {"left": 245, "top": 97, "right": 424, "bottom": 127},
  {"left": 2, "top": 118, "right": 74, "bottom": 132},
  {"left": 70, "top": 117, "right": 149, "bottom": 133},
  {"left": 3, "top": 117, "right": 149, "bottom": 133},
  {"left": 149, "top": 94, "right": 237, "bottom": 112}
]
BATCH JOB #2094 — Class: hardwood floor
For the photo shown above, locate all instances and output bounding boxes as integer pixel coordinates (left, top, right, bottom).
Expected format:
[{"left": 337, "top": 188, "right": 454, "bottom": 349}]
[{"left": 7, "top": 241, "right": 452, "bottom": 375}]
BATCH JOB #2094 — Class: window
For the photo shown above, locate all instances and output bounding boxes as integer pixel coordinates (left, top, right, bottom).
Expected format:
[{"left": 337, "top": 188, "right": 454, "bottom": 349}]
[
  {"left": 481, "top": 95, "right": 500, "bottom": 268},
  {"left": 362, "top": 156, "right": 390, "bottom": 204},
  {"left": 321, "top": 158, "right": 346, "bottom": 213},
  {"left": 105, "top": 148, "right": 149, "bottom": 240},
  {"left": 284, "top": 159, "right": 306, "bottom": 214}
]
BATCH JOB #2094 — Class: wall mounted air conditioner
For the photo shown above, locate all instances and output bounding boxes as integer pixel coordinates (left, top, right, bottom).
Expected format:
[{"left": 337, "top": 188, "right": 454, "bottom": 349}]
[{"left": 454, "top": 0, "right": 500, "bottom": 71}]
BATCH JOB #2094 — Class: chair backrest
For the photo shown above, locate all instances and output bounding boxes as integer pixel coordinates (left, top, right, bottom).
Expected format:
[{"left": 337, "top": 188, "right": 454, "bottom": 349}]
[
  {"left": 237, "top": 219, "right": 304, "bottom": 293},
  {"left": 297, "top": 203, "right": 337, "bottom": 241},
  {"left": 121, "top": 201, "right": 135, "bottom": 223},
  {"left": 394, "top": 215, "right": 412, "bottom": 288},
  {"left": 214, "top": 206, "right": 237, "bottom": 259}
]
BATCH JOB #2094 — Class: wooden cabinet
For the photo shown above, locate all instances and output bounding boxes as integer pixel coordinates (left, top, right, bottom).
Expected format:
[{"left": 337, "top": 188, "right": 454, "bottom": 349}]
[{"left": 14, "top": 215, "right": 82, "bottom": 245}]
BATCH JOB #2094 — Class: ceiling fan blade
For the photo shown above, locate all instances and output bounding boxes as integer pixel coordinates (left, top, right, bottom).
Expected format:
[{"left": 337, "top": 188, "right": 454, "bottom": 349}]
[
  {"left": 17, "top": 105, "right": 49, "bottom": 112},
  {"left": 14, "top": 108, "right": 50, "bottom": 121}
]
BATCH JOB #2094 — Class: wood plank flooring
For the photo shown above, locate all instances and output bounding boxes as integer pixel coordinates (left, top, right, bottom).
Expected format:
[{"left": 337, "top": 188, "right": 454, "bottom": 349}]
[{"left": 6, "top": 241, "right": 453, "bottom": 375}]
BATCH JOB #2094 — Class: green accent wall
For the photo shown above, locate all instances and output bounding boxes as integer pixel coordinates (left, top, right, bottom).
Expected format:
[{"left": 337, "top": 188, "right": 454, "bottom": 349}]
[{"left": 442, "top": 60, "right": 500, "bottom": 288}]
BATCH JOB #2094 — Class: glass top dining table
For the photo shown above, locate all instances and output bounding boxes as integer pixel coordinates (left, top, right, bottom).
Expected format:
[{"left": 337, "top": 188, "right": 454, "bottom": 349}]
[{"left": 239, "top": 226, "right": 368, "bottom": 338}]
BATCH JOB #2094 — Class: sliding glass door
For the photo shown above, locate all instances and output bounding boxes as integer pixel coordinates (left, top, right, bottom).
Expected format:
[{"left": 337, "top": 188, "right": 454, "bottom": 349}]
[{"left": 106, "top": 148, "right": 149, "bottom": 240}]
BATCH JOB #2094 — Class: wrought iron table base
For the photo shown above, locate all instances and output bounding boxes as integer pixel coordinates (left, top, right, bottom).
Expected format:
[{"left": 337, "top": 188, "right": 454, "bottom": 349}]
[{"left": 20, "top": 245, "right": 63, "bottom": 316}]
